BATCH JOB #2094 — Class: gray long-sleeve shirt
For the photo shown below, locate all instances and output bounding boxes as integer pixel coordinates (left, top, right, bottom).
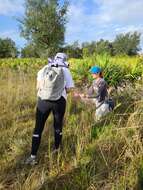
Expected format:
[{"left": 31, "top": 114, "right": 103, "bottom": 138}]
[{"left": 87, "top": 78, "right": 108, "bottom": 103}]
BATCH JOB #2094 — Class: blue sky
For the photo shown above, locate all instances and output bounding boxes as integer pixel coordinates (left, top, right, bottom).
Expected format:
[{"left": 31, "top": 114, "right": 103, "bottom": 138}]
[{"left": 0, "top": 0, "right": 143, "bottom": 50}]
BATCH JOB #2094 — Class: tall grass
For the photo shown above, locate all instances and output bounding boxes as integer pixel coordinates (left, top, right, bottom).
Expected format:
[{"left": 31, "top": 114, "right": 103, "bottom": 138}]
[{"left": 0, "top": 58, "right": 143, "bottom": 189}]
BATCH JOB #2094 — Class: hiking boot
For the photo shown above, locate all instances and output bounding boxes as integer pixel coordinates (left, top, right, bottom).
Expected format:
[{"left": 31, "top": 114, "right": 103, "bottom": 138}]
[{"left": 25, "top": 156, "right": 38, "bottom": 165}]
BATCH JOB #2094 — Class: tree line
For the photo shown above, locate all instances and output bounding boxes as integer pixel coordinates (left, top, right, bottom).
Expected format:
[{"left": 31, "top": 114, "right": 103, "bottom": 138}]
[
  {"left": 0, "top": 0, "right": 142, "bottom": 58},
  {"left": 60, "top": 32, "right": 141, "bottom": 58}
]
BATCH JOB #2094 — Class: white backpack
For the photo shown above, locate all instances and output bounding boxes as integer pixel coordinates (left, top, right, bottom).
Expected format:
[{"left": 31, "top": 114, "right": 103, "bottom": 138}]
[{"left": 37, "top": 65, "right": 65, "bottom": 101}]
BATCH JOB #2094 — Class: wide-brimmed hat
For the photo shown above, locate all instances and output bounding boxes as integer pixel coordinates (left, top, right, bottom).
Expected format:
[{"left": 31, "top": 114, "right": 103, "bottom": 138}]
[{"left": 54, "top": 53, "right": 68, "bottom": 61}]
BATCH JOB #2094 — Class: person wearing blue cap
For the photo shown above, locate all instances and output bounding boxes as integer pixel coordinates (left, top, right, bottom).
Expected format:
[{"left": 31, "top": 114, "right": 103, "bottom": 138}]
[
  {"left": 87, "top": 66, "right": 107, "bottom": 101},
  {"left": 76, "top": 65, "right": 110, "bottom": 120}
]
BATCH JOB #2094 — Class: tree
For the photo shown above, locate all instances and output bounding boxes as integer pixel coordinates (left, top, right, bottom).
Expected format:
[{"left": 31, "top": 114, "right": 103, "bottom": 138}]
[
  {"left": 21, "top": 43, "right": 40, "bottom": 58},
  {"left": 82, "top": 41, "right": 96, "bottom": 57},
  {"left": 113, "top": 32, "right": 141, "bottom": 56},
  {"left": 81, "top": 32, "right": 141, "bottom": 57},
  {"left": 95, "top": 39, "right": 113, "bottom": 55},
  {"left": 0, "top": 38, "right": 18, "bottom": 58},
  {"left": 82, "top": 40, "right": 113, "bottom": 57},
  {"left": 20, "top": 0, "right": 68, "bottom": 57},
  {"left": 62, "top": 41, "right": 82, "bottom": 58}
]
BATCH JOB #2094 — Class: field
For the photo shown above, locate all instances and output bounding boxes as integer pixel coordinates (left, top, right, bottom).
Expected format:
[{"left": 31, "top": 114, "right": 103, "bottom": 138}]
[{"left": 0, "top": 55, "right": 143, "bottom": 190}]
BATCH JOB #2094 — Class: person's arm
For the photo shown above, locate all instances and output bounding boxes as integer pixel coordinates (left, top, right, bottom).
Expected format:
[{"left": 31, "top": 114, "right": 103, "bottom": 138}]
[
  {"left": 64, "top": 69, "right": 75, "bottom": 93},
  {"left": 86, "top": 85, "right": 95, "bottom": 98},
  {"left": 85, "top": 80, "right": 106, "bottom": 99},
  {"left": 73, "top": 84, "right": 95, "bottom": 99}
]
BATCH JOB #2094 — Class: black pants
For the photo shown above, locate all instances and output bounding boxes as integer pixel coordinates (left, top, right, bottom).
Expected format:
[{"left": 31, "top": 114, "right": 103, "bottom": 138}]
[{"left": 31, "top": 96, "right": 66, "bottom": 156}]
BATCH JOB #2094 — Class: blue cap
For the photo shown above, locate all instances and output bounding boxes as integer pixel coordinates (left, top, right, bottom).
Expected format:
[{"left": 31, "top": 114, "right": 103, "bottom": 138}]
[{"left": 90, "top": 66, "right": 102, "bottom": 74}]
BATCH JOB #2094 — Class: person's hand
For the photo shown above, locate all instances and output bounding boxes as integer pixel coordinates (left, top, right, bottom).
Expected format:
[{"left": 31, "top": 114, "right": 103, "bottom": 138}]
[
  {"left": 73, "top": 92, "right": 81, "bottom": 97},
  {"left": 80, "top": 93, "right": 86, "bottom": 98}
]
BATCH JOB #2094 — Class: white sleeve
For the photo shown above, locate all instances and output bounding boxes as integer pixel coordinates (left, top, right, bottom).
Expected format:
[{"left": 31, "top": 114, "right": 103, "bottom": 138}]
[
  {"left": 63, "top": 69, "right": 74, "bottom": 89},
  {"left": 37, "top": 66, "right": 47, "bottom": 81}
]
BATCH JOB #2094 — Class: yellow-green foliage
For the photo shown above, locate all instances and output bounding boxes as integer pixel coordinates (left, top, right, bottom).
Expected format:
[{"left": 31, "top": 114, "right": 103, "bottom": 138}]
[
  {"left": 0, "top": 55, "right": 143, "bottom": 86},
  {"left": 70, "top": 54, "right": 143, "bottom": 86},
  {"left": 0, "top": 58, "right": 46, "bottom": 71}
]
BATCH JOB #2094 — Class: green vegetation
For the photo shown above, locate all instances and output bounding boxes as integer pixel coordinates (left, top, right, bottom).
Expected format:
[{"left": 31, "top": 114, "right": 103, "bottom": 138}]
[
  {"left": 0, "top": 1, "right": 142, "bottom": 189},
  {"left": 19, "top": 0, "right": 68, "bottom": 57},
  {"left": 0, "top": 56, "right": 143, "bottom": 189},
  {"left": 0, "top": 38, "right": 18, "bottom": 58},
  {"left": 0, "top": 55, "right": 143, "bottom": 86},
  {"left": 70, "top": 54, "right": 143, "bottom": 86},
  {"left": 21, "top": 31, "right": 140, "bottom": 58},
  {"left": 63, "top": 32, "right": 141, "bottom": 59}
]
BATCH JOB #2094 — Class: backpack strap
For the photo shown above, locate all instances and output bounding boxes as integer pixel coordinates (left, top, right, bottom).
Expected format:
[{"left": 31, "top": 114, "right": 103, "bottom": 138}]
[
  {"left": 51, "top": 64, "right": 69, "bottom": 68},
  {"left": 58, "top": 64, "right": 69, "bottom": 68},
  {"left": 96, "top": 101, "right": 105, "bottom": 110}
]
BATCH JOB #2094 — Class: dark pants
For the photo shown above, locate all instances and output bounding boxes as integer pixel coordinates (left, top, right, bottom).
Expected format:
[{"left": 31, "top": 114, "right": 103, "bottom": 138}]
[{"left": 31, "top": 96, "right": 66, "bottom": 156}]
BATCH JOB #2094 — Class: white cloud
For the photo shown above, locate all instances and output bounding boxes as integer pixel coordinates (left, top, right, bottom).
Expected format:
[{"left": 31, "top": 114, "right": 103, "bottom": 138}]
[
  {"left": 66, "top": 2, "right": 102, "bottom": 43},
  {"left": 0, "top": 29, "right": 26, "bottom": 47},
  {"left": 114, "top": 25, "right": 143, "bottom": 34},
  {"left": 65, "top": 0, "right": 143, "bottom": 49},
  {"left": 0, "top": 0, "right": 24, "bottom": 16},
  {"left": 96, "top": 0, "right": 143, "bottom": 24}
]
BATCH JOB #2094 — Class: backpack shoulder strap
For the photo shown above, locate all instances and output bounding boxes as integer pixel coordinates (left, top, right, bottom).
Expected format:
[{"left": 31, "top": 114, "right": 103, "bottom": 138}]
[
  {"left": 58, "top": 65, "right": 69, "bottom": 68},
  {"left": 51, "top": 63, "right": 69, "bottom": 69},
  {"left": 96, "top": 101, "right": 104, "bottom": 110}
]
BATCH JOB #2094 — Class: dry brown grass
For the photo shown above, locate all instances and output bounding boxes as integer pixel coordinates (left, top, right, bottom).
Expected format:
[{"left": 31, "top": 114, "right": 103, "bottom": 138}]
[{"left": 0, "top": 68, "right": 143, "bottom": 190}]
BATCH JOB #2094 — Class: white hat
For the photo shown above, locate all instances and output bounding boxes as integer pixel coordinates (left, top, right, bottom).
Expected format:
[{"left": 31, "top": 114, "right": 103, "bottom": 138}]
[{"left": 54, "top": 53, "right": 68, "bottom": 61}]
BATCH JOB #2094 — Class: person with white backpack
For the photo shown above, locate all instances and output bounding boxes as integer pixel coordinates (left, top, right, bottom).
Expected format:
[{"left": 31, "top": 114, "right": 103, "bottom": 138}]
[{"left": 25, "top": 53, "right": 74, "bottom": 165}]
